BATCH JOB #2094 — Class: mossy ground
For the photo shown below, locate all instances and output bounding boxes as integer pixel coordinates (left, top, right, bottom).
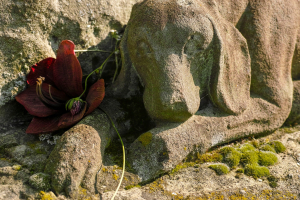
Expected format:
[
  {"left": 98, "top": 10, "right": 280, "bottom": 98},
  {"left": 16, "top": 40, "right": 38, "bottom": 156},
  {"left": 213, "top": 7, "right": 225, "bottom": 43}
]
[{"left": 172, "top": 138, "right": 286, "bottom": 181}]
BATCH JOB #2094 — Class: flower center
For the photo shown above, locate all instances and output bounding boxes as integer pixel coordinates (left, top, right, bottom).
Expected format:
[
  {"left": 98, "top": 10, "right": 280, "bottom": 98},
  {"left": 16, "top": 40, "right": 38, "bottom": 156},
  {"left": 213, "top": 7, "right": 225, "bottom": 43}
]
[{"left": 36, "top": 76, "right": 65, "bottom": 108}]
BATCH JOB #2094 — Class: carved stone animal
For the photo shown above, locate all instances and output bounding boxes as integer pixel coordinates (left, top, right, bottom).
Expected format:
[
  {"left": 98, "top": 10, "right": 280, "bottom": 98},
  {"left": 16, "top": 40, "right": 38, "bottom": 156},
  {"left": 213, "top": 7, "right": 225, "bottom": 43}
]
[{"left": 107, "top": 0, "right": 300, "bottom": 180}]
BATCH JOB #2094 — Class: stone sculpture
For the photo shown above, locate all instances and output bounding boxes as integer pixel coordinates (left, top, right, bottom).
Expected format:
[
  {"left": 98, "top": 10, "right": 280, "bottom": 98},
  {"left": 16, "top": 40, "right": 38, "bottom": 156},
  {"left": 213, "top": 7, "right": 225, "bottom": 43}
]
[
  {"left": 42, "top": 0, "right": 300, "bottom": 196},
  {"left": 107, "top": 0, "right": 300, "bottom": 180}
]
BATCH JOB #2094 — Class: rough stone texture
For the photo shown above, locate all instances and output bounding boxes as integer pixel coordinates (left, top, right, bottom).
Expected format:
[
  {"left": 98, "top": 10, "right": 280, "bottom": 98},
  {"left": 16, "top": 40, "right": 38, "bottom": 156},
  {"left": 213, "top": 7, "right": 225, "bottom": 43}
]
[
  {"left": 44, "top": 124, "right": 102, "bottom": 198},
  {"left": 101, "top": 130, "right": 300, "bottom": 200},
  {"left": 0, "top": 0, "right": 141, "bottom": 113},
  {"left": 0, "top": 125, "right": 299, "bottom": 199},
  {"left": 107, "top": 0, "right": 300, "bottom": 181},
  {"left": 96, "top": 165, "right": 140, "bottom": 194}
]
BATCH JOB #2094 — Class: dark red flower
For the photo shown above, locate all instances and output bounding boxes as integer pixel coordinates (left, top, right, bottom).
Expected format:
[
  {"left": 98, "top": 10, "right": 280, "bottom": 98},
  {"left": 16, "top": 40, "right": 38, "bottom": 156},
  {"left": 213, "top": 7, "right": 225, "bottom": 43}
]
[{"left": 16, "top": 40, "right": 105, "bottom": 134}]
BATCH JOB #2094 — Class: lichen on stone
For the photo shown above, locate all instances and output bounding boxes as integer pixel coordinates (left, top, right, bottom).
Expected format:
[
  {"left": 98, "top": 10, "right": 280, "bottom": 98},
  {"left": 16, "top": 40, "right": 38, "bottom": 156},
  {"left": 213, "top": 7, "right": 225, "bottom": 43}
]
[
  {"left": 39, "top": 191, "right": 56, "bottom": 200},
  {"left": 12, "top": 165, "right": 22, "bottom": 171},
  {"left": 138, "top": 132, "right": 153, "bottom": 146},
  {"left": 29, "top": 172, "right": 51, "bottom": 191}
]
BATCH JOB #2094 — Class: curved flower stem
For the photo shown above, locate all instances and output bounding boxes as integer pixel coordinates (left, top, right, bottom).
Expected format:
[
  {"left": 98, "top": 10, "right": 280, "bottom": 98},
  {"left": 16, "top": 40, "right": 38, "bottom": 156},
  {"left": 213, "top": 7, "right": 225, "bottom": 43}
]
[
  {"left": 113, "top": 42, "right": 119, "bottom": 83},
  {"left": 78, "top": 51, "right": 114, "bottom": 99},
  {"left": 100, "top": 108, "right": 125, "bottom": 200}
]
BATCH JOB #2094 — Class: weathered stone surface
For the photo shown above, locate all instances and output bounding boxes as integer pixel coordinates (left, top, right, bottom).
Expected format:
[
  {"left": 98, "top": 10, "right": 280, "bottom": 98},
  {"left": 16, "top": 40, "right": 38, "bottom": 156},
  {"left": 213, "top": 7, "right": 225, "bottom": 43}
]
[
  {"left": 101, "top": 130, "right": 300, "bottom": 200},
  {"left": 96, "top": 165, "right": 140, "bottom": 194},
  {"left": 0, "top": 0, "right": 141, "bottom": 115},
  {"left": 108, "top": 0, "right": 300, "bottom": 181},
  {"left": 44, "top": 124, "right": 102, "bottom": 198}
]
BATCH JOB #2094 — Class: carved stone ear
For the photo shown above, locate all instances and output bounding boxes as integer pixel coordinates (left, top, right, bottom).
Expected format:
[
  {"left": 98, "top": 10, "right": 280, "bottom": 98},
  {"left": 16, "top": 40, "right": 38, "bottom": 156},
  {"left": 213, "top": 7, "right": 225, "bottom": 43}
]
[
  {"left": 208, "top": 16, "right": 251, "bottom": 115},
  {"left": 106, "top": 22, "right": 142, "bottom": 99}
]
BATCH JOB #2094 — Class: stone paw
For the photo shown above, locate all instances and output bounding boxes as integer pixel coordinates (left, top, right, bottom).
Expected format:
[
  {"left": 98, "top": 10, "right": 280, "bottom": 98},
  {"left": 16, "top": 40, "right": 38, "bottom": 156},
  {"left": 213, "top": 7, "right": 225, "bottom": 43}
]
[{"left": 44, "top": 124, "right": 102, "bottom": 198}]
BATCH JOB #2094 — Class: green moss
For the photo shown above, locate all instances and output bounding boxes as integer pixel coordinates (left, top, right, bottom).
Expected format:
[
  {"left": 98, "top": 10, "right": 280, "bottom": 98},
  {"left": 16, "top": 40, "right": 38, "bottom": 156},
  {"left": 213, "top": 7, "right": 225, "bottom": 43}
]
[
  {"left": 244, "top": 164, "right": 270, "bottom": 178},
  {"left": 196, "top": 151, "right": 223, "bottom": 164},
  {"left": 269, "top": 181, "right": 277, "bottom": 188},
  {"left": 35, "top": 149, "right": 47, "bottom": 155},
  {"left": 138, "top": 132, "right": 152, "bottom": 146},
  {"left": 238, "top": 143, "right": 256, "bottom": 153},
  {"left": 208, "top": 164, "right": 229, "bottom": 175},
  {"left": 170, "top": 162, "right": 195, "bottom": 174},
  {"left": 258, "top": 151, "right": 278, "bottom": 166},
  {"left": 283, "top": 127, "right": 295, "bottom": 133},
  {"left": 125, "top": 184, "right": 141, "bottom": 190},
  {"left": 220, "top": 147, "right": 241, "bottom": 168},
  {"left": 259, "top": 144, "right": 276, "bottom": 153},
  {"left": 27, "top": 141, "right": 40, "bottom": 149},
  {"left": 250, "top": 140, "right": 260, "bottom": 148},
  {"left": 240, "top": 150, "right": 259, "bottom": 166},
  {"left": 219, "top": 146, "right": 235, "bottom": 154},
  {"left": 236, "top": 168, "right": 244, "bottom": 173},
  {"left": 267, "top": 175, "right": 279, "bottom": 188},
  {"left": 269, "top": 141, "right": 286, "bottom": 153}
]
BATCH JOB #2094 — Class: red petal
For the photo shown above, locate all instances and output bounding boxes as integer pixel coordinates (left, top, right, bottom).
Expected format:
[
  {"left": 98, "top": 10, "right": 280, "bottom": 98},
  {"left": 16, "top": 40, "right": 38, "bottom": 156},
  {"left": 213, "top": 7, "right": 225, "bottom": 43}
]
[
  {"left": 41, "top": 83, "right": 69, "bottom": 102},
  {"left": 56, "top": 40, "right": 76, "bottom": 56},
  {"left": 58, "top": 103, "right": 87, "bottom": 129},
  {"left": 27, "top": 57, "right": 56, "bottom": 86},
  {"left": 85, "top": 79, "right": 105, "bottom": 115},
  {"left": 53, "top": 41, "right": 83, "bottom": 97},
  {"left": 26, "top": 116, "right": 61, "bottom": 134},
  {"left": 15, "top": 86, "right": 60, "bottom": 117}
]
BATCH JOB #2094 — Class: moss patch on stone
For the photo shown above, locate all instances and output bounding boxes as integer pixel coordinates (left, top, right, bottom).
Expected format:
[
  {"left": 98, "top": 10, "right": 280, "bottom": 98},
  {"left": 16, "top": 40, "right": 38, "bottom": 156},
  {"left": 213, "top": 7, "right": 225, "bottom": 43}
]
[
  {"left": 269, "top": 141, "right": 286, "bottom": 153},
  {"left": 259, "top": 144, "right": 276, "bottom": 153},
  {"left": 208, "top": 164, "right": 229, "bottom": 175},
  {"left": 244, "top": 164, "right": 270, "bottom": 178},
  {"left": 220, "top": 147, "right": 241, "bottom": 168},
  {"left": 170, "top": 162, "right": 195, "bottom": 174},
  {"left": 195, "top": 151, "right": 223, "bottom": 164},
  {"left": 267, "top": 175, "right": 279, "bottom": 188},
  {"left": 258, "top": 151, "right": 278, "bottom": 166},
  {"left": 240, "top": 150, "right": 259, "bottom": 166},
  {"left": 138, "top": 132, "right": 153, "bottom": 147},
  {"left": 238, "top": 143, "right": 256, "bottom": 153}
]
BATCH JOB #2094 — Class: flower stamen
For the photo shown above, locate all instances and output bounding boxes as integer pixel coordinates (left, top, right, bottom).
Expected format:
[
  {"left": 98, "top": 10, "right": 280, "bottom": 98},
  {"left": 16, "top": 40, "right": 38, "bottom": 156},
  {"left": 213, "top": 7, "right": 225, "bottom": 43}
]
[
  {"left": 36, "top": 76, "right": 61, "bottom": 108},
  {"left": 48, "top": 85, "right": 61, "bottom": 104}
]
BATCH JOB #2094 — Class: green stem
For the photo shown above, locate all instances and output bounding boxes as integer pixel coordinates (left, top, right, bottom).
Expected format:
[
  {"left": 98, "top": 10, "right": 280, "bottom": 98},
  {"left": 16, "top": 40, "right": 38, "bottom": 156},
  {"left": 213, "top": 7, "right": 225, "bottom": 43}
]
[
  {"left": 100, "top": 108, "right": 125, "bottom": 200},
  {"left": 78, "top": 52, "right": 114, "bottom": 99},
  {"left": 112, "top": 42, "right": 119, "bottom": 83}
]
